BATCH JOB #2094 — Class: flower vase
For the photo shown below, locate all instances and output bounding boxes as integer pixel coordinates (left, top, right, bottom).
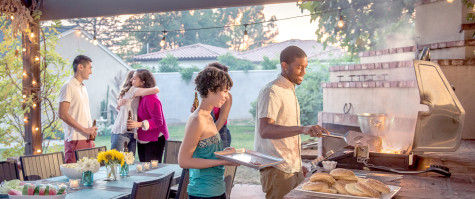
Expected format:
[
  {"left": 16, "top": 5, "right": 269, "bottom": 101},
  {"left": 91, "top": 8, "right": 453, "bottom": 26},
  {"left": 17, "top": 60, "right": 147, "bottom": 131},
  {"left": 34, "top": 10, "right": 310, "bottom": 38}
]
[
  {"left": 120, "top": 163, "right": 129, "bottom": 177},
  {"left": 82, "top": 171, "right": 94, "bottom": 186},
  {"left": 105, "top": 164, "right": 119, "bottom": 181}
]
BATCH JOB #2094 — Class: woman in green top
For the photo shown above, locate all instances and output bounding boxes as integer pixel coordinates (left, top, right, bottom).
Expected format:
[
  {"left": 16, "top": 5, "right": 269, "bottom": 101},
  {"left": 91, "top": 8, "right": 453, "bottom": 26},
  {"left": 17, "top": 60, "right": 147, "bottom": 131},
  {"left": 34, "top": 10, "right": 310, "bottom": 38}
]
[{"left": 178, "top": 67, "right": 237, "bottom": 199}]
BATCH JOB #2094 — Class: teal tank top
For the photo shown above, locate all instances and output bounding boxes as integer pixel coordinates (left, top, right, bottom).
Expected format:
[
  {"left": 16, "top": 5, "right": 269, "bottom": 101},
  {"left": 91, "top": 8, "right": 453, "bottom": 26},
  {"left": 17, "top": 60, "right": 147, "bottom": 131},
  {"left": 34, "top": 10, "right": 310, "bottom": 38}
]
[{"left": 187, "top": 133, "right": 225, "bottom": 197}]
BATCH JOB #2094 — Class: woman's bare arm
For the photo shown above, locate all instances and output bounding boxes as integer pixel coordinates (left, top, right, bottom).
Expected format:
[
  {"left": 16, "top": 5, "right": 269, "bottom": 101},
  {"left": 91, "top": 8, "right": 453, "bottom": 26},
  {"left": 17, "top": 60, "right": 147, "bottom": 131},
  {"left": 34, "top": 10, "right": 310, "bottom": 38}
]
[
  {"left": 178, "top": 115, "right": 227, "bottom": 169},
  {"left": 134, "top": 87, "right": 159, "bottom": 97},
  {"left": 215, "top": 93, "right": 232, "bottom": 131}
]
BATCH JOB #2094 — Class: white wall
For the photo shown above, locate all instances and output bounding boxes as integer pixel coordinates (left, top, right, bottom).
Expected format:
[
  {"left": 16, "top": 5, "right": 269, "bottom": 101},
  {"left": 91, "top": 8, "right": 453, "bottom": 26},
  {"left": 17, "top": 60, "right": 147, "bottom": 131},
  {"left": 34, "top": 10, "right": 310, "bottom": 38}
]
[
  {"left": 154, "top": 70, "right": 280, "bottom": 124},
  {"left": 54, "top": 31, "right": 131, "bottom": 119}
]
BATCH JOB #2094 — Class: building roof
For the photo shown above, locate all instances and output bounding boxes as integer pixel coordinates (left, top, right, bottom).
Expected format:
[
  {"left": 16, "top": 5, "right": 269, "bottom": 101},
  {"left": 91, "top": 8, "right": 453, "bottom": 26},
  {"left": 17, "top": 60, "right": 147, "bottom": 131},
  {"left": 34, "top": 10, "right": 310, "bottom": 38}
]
[
  {"left": 237, "top": 39, "right": 345, "bottom": 62},
  {"left": 134, "top": 43, "right": 234, "bottom": 61}
]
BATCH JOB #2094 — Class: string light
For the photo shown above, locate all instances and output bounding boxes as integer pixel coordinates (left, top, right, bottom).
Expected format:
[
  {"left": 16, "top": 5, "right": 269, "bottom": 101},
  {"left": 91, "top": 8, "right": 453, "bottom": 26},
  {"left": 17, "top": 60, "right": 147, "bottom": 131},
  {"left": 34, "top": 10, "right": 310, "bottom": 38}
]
[
  {"left": 337, "top": 9, "right": 344, "bottom": 29},
  {"left": 24, "top": 117, "right": 28, "bottom": 123},
  {"left": 160, "top": 30, "right": 167, "bottom": 48},
  {"left": 33, "top": 103, "right": 37, "bottom": 108},
  {"left": 22, "top": 95, "right": 26, "bottom": 98},
  {"left": 30, "top": 32, "right": 35, "bottom": 38},
  {"left": 32, "top": 80, "right": 37, "bottom": 85},
  {"left": 93, "top": 38, "right": 98, "bottom": 45},
  {"left": 34, "top": 127, "right": 39, "bottom": 131},
  {"left": 10, "top": 15, "right": 14, "bottom": 20},
  {"left": 75, "top": 29, "right": 81, "bottom": 36},
  {"left": 23, "top": 72, "right": 27, "bottom": 78},
  {"left": 337, "top": 16, "right": 345, "bottom": 28},
  {"left": 36, "top": 149, "right": 42, "bottom": 153},
  {"left": 34, "top": 56, "right": 40, "bottom": 61},
  {"left": 22, "top": 48, "right": 26, "bottom": 52},
  {"left": 446, "top": 0, "right": 454, "bottom": 3}
]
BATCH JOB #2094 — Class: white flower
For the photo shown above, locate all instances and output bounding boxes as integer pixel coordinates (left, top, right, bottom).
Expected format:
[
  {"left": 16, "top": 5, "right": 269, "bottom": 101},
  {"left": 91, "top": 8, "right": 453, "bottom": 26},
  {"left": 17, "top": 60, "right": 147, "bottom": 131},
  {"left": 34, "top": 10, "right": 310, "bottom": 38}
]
[
  {"left": 123, "top": 152, "right": 135, "bottom": 165},
  {"left": 77, "top": 157, "right": 100, "bottom": 173}
]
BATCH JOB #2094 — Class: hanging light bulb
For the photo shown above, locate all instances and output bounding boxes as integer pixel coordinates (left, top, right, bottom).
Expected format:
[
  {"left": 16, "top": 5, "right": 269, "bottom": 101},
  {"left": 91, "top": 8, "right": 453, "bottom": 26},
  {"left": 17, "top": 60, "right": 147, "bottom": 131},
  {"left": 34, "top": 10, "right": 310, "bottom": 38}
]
[
  {"left": 35, "top": 127, "right": 39, "bottom": 131},
  {"left": 22, "top": 48, "right": 26, "bottom": 52},
  {"left": 30, "top": 32, "right": 35, "bottom": 38},
  {"left": 34, "top": 56, "right": 40, "bottom": 61},
  {"left": 446, "top": 0, "right": 454, "bottom": 3},
  {"left": 75, "top": 29, "right": 81, "bottom": 36},
  {"left": 32, "top": 80, "right": 37, "bottom": 85},
  {"left": 23, "top": 95, "right": 26, "bottom": 98},
  {"left": 36, "top": 149, "right": 42, "bottom": 153},
  {"left": 33, "top": 103, "right": 37, "bottom": 108},
  {"left": 10, "top": 15, "right": 14, "bottom": 20},
  {"left": 243, "top": 24, "right": 249, "bottom": 42},
  {"left": 24, "top": 117, "right": 28, "bottom": 123},
  {"left": 23, "top": 72, "right": 27, "bottom": 77},
  {"left": 337, "top": 16, "right": 345, "bottom": 29},
  {"left": 160, "top": 30, "right": 167, "bottom": 48},
  {"left": 92, "top": 35, "right": 98, "bottom": 45}
]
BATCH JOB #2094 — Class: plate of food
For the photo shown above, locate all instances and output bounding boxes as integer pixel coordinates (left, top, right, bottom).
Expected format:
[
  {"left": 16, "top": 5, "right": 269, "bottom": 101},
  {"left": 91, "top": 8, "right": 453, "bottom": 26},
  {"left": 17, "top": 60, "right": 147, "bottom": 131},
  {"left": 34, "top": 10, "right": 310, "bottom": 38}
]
[{"left": 295, "top": 168, "right": 401, "bottom": 199}]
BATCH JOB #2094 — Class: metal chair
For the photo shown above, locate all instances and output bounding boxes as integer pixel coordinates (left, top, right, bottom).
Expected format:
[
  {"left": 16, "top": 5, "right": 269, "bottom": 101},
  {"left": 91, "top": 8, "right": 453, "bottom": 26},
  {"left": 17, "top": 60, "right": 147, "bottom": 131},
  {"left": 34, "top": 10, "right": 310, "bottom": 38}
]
[
  {"left": 75, "top": 146, "right": 107, "bottom": 162},
  {"left": 164, "top": 140, "right": 182, "bottom": 164},
  {"left": 224, "top": 166, "right": 237, "bottom": 199},
  {"left": 0, "top": 160, "right": 20, "bottom": 182},
  {"left": 20, "top": 152, "right": 64, "bottom": 181},
  {"left": 173, "top": 169, "right": 189, "bottom": 199},
  {"left": 129, "top": 171, "right": 175, "bottom": 199}
]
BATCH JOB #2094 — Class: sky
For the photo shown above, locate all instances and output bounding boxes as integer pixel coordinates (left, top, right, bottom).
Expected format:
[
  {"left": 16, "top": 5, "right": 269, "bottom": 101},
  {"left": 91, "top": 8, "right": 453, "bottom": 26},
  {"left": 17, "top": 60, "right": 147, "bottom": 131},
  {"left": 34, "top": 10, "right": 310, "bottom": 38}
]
[{"left": 263, "top": 3, "right": 318, "bottom": 42}]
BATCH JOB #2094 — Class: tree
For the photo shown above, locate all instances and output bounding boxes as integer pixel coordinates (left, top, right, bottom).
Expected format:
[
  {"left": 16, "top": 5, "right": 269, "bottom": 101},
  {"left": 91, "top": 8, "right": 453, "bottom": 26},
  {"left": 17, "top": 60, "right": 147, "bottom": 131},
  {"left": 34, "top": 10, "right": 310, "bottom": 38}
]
[
  {"left": 67, "top": 17, "right": 125, "bottom": 52},
  {"left": 261, "top": 56, "right": 279, "bottom": 70},
  {"left": 179, "top": 66, "right": 200, "bottom": 82},
  {"left": 0, "top": 18, "right": 69, "bottom": 159},
  {"left": 217, "top": 53, "right": 256, "bottom": 71},
  {"left": 124, "top": 6, "right": 278, "bottom": 54},
  {"left": 299, "top": 0, "right": 417, "bottom": 55},
  {"left": 158, "top": 54, "right": 181, "bottom": 72}
]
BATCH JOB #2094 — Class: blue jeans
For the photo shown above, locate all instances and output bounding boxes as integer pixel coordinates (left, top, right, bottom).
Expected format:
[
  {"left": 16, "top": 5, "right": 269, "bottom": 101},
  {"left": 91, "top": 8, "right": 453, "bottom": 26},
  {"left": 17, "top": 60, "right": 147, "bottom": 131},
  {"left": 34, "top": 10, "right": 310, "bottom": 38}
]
[
  {"left": 219, "top": 126, "right": 231, "bottom": 148},
  {"left": 111, "top": 133, "right": 136, "bottom": 155}
]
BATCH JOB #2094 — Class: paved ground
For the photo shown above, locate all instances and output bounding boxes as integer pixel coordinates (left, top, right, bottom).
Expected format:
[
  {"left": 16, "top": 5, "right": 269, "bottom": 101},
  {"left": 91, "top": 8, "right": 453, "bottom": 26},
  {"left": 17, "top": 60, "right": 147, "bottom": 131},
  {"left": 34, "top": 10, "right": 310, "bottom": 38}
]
[{"left": 230, "top": 184, "right": 266, "bottom": 199}]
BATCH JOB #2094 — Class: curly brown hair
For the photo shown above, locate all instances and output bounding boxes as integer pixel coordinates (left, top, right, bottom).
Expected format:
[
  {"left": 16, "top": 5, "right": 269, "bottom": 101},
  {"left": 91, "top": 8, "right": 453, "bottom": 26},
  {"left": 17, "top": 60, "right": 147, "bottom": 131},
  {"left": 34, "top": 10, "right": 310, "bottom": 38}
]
[
  {"left": 135, "top": 69, "right": 156, "bottom": 88},
  {"left": 207, "top": 62, "right": 228, "bottom": 72},
  {"left": 195, "top": 67, "right": 233, "bottom": 98}
]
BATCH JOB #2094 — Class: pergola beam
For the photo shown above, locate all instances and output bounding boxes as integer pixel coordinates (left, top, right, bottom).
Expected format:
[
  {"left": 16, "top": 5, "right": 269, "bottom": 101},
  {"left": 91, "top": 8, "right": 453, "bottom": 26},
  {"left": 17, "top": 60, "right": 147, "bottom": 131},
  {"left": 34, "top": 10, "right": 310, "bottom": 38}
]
[
  {"left": 22, "top": 20, "right": 42, "bottom": 155},
  {"left": 39, "top": 0, "right": 304, "bottom": 20}
]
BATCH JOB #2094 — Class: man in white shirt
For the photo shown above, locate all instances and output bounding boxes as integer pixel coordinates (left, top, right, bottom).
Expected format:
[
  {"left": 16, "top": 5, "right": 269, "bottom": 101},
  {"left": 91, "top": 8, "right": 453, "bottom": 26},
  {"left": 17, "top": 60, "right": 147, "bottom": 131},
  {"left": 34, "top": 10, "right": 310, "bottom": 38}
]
[
  {"left": 58, "top": 55, "right": 97, "bottom": 163},
  {"left": 254, "top": 46, "right": 329, "bottom": 199}
]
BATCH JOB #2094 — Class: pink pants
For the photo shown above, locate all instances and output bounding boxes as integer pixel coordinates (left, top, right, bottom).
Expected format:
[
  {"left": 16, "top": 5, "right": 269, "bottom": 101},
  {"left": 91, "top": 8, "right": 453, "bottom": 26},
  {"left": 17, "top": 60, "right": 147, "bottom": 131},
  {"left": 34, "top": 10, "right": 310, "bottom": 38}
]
[{"left": 64, "top": 140, "right": 95, "bottom": 163}]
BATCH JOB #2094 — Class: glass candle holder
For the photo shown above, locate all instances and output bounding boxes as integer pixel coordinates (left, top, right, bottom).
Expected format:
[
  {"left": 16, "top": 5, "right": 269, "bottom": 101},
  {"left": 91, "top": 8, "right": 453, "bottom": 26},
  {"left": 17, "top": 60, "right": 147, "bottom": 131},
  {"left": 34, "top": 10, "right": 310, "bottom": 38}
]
[{"left": 69, "top": 179, "right": 80, "bottom": 189}]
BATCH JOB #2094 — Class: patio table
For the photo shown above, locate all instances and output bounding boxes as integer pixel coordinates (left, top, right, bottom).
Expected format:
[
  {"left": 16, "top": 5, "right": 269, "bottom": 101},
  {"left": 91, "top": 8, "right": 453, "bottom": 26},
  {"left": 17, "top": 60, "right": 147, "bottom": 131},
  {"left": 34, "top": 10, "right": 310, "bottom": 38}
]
[{"left": 35, "top": 163, "right": 182, "bottom": 199}]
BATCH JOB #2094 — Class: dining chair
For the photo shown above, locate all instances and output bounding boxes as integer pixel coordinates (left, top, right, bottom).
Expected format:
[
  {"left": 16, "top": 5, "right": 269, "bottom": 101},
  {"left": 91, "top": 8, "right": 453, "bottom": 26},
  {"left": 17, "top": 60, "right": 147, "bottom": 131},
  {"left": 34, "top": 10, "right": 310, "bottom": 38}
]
[
  {"left": 20, "top": 152, "right": 64, "bottom": 181},
  {"left": 172, "top": 169, "right": 189, "bottom": 199},
  {"left": 129, "top": 171, "right": 175, "bottom": 199},
  {"left": 0, "top": 160, "right": 20, "bottom": 182},
  {"left": 224, "top": 165, "right": 237, "bottom": 199},
  {"left": 75, "top": 146, "right": 107, "bottom": 162},
  {"left": 163, "top": 140, "right": 182, "bottom": 164}
]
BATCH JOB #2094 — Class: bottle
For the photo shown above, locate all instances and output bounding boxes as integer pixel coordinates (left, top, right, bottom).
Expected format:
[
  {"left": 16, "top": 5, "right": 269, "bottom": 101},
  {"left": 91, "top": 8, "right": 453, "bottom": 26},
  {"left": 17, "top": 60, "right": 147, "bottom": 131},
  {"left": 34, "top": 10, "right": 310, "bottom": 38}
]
[
  {"left": 90, "top": 119, "right": 97, "bottom": 141},
  {"left": 124, "top": 142, "right": 128, "bottom": 153},
  {"left": 127, "top": 110, "right": 132, "bottom": 131},
  {"left": 193, "top": 92, "right": 199, "bottom": 111}
]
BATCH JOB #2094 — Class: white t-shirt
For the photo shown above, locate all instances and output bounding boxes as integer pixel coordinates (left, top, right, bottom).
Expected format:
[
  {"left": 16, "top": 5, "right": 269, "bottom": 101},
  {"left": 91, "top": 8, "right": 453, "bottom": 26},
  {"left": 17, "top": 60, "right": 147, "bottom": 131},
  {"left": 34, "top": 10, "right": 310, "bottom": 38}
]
[
  {"left": 111, "top": 86, "right": 138, "bottom": 135},
  {"left": 58, "top": 77, "right": 93, "bottom": 141},
  {"left": 254, "top": 75, "right": 302, "bottom": 174}
]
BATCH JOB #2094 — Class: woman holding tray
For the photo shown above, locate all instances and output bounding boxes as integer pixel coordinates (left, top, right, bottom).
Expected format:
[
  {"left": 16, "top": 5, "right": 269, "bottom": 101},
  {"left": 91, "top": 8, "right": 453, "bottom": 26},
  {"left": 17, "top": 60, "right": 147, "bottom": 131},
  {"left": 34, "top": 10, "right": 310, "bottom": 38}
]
[{"left": 178, "top": 67, "right": 238, "bottom": 199}]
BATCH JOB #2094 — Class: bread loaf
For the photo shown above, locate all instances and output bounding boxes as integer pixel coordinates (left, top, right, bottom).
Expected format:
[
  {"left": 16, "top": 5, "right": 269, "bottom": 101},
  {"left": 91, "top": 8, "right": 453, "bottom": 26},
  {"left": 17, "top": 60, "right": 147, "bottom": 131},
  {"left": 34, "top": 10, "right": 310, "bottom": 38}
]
[
  {"left": 310, "top": 173, "right": 336, "bottom": 185},
  {"left": 330, "top": 168, "right": 358, "bottom": 181}
]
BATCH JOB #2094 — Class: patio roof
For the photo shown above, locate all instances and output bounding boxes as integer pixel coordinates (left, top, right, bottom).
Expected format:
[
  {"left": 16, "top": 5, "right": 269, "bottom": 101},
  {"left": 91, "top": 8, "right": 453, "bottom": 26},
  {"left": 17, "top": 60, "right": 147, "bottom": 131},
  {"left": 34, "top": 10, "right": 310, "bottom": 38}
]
[{"left": 39, "top": 0, "right": 306, "bottom": 20}]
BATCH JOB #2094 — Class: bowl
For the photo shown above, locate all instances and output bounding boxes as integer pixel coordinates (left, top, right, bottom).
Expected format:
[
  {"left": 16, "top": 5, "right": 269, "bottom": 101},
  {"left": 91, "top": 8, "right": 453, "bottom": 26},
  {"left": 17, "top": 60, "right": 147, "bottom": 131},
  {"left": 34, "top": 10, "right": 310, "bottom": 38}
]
[
  {"left": 322, "top": 161, "right": 337, "bottom": 171},
  {"left": 59, "top": 163, "right": 82, "bottom": 179}
]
